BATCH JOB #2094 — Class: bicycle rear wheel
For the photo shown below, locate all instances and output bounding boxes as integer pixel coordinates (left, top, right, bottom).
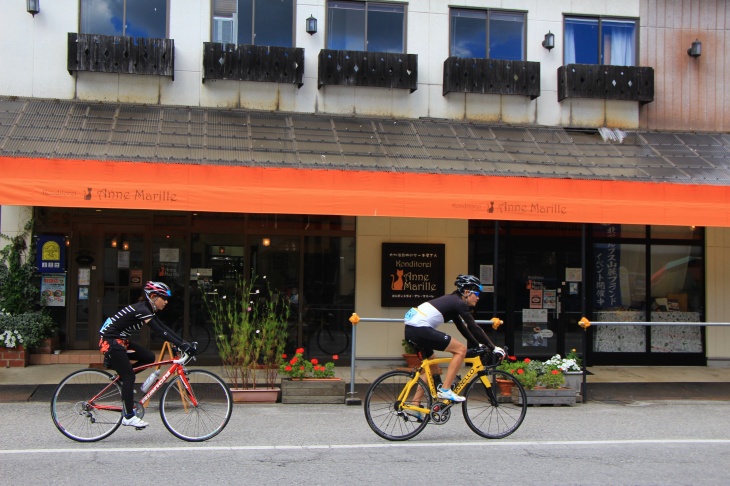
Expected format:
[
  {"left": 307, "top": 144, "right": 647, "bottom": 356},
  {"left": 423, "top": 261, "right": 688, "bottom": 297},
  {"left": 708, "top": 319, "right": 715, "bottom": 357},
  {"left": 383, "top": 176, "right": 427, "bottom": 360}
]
[
  {"left": 316, "top": 324, "right": 350, "bottom": 356},
  {"left": 364, "top": 370, "right": 431, "bottom": 441},
  {"left": 159, "top": 370, "right": 233, "bottom": 442},
  {"left": 50, "top": 369, "right": 122, "bottom": 442},
  {"left": 462, "top": 369, "right": 527, "bottom": 439},
  {"left": 188, "top": 324, "right": 211, "bottom": 354}
]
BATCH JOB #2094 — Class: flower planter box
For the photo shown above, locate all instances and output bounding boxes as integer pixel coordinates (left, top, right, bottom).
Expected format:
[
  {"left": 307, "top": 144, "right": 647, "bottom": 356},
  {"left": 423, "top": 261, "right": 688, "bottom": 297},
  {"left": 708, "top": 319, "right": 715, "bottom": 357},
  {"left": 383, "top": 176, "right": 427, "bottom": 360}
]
[
  {"left": 281, "top": 378, "right": 345, "bottom": 404},
  {"left": 563, "top": 371, "right": 583, "bottom": 398},
  {"left": 512, "top": 387, "right": 576, "bottom": 406},
  {"left": 230, "top": 387, "right": 280, "bottom": 403}
]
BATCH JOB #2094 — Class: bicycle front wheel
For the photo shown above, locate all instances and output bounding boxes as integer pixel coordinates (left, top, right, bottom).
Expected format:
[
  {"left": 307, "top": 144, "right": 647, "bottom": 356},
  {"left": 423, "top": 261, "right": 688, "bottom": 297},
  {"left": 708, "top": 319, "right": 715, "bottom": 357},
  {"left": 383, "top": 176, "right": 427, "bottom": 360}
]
[
  {"left": 159, "top": 370, "right": 233, "bottom": 442},
  {"left": 364, "top": 370, "right": 431, "bottom": 441},
  {"left": 462, "top": 369, "right": 527, "bottom": 439},
  {"left": 50, "top": 369, "right": 122, "bottom": 442}
]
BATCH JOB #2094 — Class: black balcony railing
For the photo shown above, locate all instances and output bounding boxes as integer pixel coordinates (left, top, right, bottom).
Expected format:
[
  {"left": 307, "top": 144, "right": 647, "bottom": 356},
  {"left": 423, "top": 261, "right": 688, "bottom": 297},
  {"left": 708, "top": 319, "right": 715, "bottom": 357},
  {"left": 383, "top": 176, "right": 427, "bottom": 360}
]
[
  {"left": 318, "top": 49, "right": 418, "bottom": 92},
  {"left": 557, "top": 64, "right": 654, "bottom": 103},
  {"left": 442, "top": 57, "right": 540, "bottom": 99},
  {"left": 67, "top": 33, "right": 175, "bottom": 79},
  {"left": 202, "top": 43, "right": 304, "bottom": 86}
]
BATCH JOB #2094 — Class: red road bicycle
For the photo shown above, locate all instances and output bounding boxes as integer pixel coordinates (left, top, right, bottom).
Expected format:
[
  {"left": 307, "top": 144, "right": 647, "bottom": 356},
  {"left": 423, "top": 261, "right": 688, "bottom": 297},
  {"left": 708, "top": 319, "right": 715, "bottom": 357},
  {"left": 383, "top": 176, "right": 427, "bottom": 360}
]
[{"left": 50, "top": 344, "right": 232, "bottom": 442}]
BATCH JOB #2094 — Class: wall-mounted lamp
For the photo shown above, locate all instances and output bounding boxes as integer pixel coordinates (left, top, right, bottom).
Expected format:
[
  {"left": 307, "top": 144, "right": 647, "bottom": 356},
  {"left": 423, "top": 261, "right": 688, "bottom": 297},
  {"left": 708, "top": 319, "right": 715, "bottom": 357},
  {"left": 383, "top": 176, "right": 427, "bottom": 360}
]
[
  {"left": 262, "top": 238, "right": 271, "bottom": 247},
  {"left": 122, "top": 241, "right": 129, "bottom": 251},
  {"left": 542, "top": 31, "right": 555, "bottom": 51},
  {"left": 27, "top": 0, "right": 39, "bottom": 17},
  {"left": 219, "top": 246, "right": 226, "bottom": 254},
  {"left": 111, "top": 238, "right": 118, "bottom": 248},
  {"left": 688, "top": 39, "right": 701, "bottom": 57},
  {"left": 306, "top": 15, "right": 317, "bottom": 35}
]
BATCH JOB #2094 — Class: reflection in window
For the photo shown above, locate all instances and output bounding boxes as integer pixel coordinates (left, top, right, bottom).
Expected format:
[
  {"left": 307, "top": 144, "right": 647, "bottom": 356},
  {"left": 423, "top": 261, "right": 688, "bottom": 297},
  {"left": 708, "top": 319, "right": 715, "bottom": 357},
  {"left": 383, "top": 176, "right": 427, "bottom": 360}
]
[
  {"left": 327, "top": 1, "right": 405, "bottom": 53},
  {"left": 650, "top": 245, "right": 703, "bottom": 313},
  {"left": 81, "top": 0, "right": 167, "bottom": 38},
  {"left": 564, "top": 17, "right": 636, "bottom": 66},
  {"left": 450, "top": 9, "right": 525, "bottom": 60},
  {"left": 212, "top": 0, "right": 294, "bottom": 47}
]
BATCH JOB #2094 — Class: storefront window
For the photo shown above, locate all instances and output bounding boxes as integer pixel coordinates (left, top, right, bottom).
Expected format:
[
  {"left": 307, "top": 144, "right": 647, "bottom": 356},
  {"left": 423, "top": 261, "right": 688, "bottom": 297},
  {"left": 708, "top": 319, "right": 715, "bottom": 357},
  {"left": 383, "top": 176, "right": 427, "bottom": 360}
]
[
  {"left": 649, "top": 245, "right": 703, "bottom": 353},
  {"left": 592, "top": 243, "right": 646, "bottom": 352},
  {"left": 591, "top": 224, "right": 705, "bottom": 357}
]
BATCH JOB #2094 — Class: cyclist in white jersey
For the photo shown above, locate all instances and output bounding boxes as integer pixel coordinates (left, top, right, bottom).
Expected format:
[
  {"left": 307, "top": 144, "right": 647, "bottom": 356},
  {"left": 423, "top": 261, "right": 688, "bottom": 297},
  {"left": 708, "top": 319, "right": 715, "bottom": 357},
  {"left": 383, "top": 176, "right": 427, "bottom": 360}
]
[{"left": 404, "top": 274, "right": 505, "bottom": 402}]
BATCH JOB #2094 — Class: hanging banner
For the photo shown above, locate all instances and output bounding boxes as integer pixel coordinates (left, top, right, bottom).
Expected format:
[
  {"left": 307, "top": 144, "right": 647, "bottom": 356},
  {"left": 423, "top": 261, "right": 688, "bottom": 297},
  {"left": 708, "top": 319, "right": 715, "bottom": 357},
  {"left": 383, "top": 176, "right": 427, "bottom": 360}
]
[
  {"left": 381, "top": 243, "right": 445, "bottom": 307},
  {"left": 41, "top": 273, "right": 66, "bottom": 307},
  {"left": 36, "top": 236, "right": 65, "bottom": 273}
]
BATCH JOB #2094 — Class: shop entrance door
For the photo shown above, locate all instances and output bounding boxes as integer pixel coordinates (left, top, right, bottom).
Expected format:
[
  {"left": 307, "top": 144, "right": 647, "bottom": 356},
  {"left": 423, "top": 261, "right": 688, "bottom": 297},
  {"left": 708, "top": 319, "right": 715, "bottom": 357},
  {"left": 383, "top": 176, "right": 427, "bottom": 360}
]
[
  {"left": 506, "top": 241, "right": 583, "bottom": 359},
  {"left": 67, "top": 224, "right": 148, "bottom": 349}
]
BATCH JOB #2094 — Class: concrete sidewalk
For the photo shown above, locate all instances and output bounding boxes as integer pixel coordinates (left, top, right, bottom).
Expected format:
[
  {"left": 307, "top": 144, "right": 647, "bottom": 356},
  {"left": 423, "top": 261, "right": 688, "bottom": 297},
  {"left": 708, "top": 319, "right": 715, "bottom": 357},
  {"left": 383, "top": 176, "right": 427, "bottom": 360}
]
[{"left": 2, "top": 360, "right": 730, "bottom": 402}]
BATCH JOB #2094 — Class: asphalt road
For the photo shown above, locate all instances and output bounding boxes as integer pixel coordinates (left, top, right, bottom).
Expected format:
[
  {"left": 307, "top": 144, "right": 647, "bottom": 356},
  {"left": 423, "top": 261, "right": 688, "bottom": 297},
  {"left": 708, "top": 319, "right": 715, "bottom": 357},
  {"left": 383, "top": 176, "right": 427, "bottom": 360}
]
[{"left": 2, "top": 400, "right": 729, "bottom": 485}]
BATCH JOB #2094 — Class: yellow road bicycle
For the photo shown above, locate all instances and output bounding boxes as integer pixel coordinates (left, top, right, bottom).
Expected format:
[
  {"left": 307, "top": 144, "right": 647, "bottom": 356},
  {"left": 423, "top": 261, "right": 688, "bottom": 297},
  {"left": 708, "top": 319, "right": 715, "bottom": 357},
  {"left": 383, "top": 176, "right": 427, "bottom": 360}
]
[{"left": 364, "top": 345, "right": 527, "bottom": 441}]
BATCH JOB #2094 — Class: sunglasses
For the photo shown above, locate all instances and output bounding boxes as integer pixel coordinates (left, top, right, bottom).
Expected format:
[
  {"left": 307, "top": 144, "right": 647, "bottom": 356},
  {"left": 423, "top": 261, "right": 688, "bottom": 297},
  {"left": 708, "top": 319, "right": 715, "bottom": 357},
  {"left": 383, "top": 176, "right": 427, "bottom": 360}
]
[{"left": 467, "top": 290, "right": 480, "bottom": 297}]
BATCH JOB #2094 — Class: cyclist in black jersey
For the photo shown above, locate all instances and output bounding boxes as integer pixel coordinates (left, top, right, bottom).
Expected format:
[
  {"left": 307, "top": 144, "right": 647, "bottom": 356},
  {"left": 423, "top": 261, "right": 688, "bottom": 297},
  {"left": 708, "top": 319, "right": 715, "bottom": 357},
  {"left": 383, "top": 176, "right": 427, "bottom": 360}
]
[
  {"left": 99, "top": 281, "right": 194, "bottom": 428},
  {"left": 404, "top": 274, "right": 505, "bottom": 403}
]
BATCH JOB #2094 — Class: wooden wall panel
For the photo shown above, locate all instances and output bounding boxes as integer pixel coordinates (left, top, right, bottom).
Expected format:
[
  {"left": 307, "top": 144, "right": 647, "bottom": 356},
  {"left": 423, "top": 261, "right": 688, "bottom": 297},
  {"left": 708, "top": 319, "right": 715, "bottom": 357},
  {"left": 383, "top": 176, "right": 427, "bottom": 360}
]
[
  {"left": 706, "top": 228, "right": 730, "bottom": 363},
  {"left": 640, "top": 0, "right": 730, "bottom": 131}
]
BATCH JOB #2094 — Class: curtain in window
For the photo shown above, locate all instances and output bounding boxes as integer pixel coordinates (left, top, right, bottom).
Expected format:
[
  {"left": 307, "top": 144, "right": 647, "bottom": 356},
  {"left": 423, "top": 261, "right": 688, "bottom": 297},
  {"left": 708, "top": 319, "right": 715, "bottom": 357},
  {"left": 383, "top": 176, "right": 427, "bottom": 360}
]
[
  {"left": 603, "top": 20, "right": 635, "bottom": 66},
  {"left": 564, "top": 17, "right": 598, "bottom": 65}
]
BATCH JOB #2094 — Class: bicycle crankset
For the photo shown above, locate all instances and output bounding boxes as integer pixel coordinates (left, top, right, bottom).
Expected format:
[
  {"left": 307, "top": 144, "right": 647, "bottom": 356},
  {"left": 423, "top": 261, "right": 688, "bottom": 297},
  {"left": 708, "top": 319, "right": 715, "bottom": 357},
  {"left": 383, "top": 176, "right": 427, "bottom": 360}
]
[{"left": 429, "top": 402, "right": 452, "bottom": 425}]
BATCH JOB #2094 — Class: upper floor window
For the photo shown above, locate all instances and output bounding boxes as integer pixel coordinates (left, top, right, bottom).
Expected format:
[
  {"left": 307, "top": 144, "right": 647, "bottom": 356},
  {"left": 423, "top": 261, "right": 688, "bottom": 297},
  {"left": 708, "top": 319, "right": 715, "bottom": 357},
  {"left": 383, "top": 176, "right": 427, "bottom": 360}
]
[
  {"left": 327, "top": 1, "right": 406, "bottom": 53},
  {"left": 212, "top": 0, "right": 294, "bottom": 47},
  {"left": 450, "top": 9, "right": 525, "bottom": 61},
  {"left": 80, "top": 0, "right": 167, "bottom": 38},
  {"left": 564, "top": 17, "right": 636, "bottom": 66}
]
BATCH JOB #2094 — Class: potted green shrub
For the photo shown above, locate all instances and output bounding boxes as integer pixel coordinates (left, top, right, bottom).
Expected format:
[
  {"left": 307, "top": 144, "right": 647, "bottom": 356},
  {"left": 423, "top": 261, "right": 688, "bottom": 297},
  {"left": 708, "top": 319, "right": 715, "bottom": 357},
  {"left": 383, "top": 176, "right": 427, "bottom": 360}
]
[
  {"left": 204, "top": 274, "right": 287, "bottom": 402},
  {"left": 401, "top": 339, "right": 421, "bottom": 368}
]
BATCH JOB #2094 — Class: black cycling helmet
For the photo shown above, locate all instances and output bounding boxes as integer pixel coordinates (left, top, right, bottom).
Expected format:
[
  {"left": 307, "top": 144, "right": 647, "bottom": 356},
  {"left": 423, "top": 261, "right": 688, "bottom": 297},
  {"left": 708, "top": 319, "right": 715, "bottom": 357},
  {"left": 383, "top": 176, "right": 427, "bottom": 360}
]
[
  {"left": 454, "top": 274, "right": 482, "bottom": 293},
  {"left": 144, "top": 281, "right": 171, "bottom": 300}
]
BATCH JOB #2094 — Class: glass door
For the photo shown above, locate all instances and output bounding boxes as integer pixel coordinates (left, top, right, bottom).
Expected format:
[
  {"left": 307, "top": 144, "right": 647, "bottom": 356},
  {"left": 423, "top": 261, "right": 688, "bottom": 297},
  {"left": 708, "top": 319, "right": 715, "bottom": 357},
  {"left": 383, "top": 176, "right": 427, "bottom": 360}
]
[
  {"left": 100, "top": 227, "right": 148, "bottom": 345},
  {"left": 508, "top": 244, "right": 582, "bottom": 359}
]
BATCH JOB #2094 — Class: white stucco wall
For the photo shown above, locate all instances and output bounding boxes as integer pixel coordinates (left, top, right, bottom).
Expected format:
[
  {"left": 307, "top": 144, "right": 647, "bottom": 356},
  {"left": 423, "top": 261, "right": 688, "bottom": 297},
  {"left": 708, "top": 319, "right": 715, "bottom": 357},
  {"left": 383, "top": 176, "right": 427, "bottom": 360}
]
[
  {"left": 0, "top": 206, "right": 33, "bottom": 259},
  {"left": 353, "top": 216, "right": 470, "bottom": 359},
  {"left": 0, "top": 0, "right": 641, "bottom": 128},
  {"left": 706, "top": 227, "right": 730, "bottom": 367}
]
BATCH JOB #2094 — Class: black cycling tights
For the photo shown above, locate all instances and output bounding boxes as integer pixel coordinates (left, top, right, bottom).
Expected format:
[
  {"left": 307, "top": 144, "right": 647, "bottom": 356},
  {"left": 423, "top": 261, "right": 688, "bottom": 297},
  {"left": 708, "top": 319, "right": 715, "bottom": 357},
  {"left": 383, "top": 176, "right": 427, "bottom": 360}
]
[{"left": 106, "top": 341, "right": 155, "bottom": 417}]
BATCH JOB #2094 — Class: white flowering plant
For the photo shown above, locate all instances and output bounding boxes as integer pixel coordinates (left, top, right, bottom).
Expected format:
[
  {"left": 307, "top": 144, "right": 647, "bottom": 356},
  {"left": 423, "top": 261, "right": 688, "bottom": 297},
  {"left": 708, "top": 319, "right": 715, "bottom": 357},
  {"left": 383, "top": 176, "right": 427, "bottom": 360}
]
[
  {"left": 543, "top": 349, "right": 582, "bottom": 372},
  {"left": 0, "top": 329, "right": 24, "bottom": 348},
  {"left": 0, "top": 309, "right": 54, "bottom": 349}
]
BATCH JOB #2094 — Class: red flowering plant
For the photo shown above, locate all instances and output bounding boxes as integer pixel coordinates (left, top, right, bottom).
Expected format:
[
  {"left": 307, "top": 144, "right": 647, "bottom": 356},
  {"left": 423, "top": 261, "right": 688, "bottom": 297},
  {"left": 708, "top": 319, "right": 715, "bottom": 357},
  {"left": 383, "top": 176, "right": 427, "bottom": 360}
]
[
  {"left": 279, "top": 347, "right": 338, "bottom": 379},
  {"left": 497, "top": 356, "right": 539, "bottom": 389},
  {"left": 537, "top": 366, "right": 565, "bottom": 389}
]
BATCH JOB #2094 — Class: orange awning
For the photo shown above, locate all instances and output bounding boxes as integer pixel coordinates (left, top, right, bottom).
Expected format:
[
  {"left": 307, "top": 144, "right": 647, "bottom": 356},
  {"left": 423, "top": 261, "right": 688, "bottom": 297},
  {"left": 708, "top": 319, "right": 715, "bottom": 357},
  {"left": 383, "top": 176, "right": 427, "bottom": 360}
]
[{"left": 1, "top": 156, "right": 728, "bottom": 227}]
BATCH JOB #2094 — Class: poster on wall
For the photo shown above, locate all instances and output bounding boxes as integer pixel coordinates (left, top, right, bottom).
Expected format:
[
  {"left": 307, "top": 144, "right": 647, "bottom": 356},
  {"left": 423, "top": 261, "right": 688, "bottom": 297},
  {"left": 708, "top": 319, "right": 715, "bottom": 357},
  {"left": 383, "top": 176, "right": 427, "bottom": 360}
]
[
  {"left": 543, "top": 290, "right": 556, "bottom": 309},
  {"left": 529, "top": 289, "right": 543, "bottom": 309},
  {"left": 479, "top": 264, "right": 493, "bottom": 285},
  {"left": 36, "top": 236, "right": 65, "bottom": 273},
  {"left": 41, "top": 273, "right": 66, "bottom": 307},
  {"left": 381, "top": 243, "right": 445, "bottom": 307},
  {"left": 129, "top": 269, "right": 143, "bottom": 288}
]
